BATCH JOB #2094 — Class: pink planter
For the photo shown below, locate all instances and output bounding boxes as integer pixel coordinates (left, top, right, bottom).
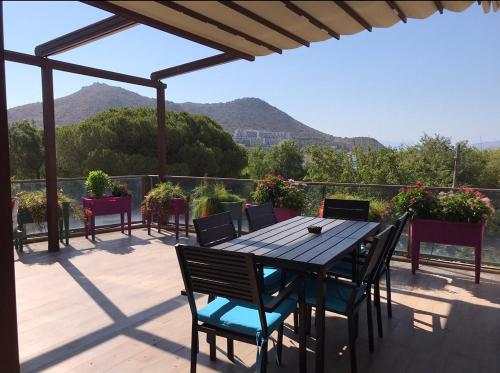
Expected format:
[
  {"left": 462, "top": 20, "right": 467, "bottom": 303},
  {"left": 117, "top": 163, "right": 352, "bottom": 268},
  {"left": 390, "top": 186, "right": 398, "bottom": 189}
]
[
  {"left": 409, "top": 219, "right": 485, "bottom": 283},
  {"left": 273, "top": 207, "right": 301, "bottom": 222},
  {"left": 146, "top": 198, "right": 189, "bottom": 241},
  {"left": 83, "top": 196, "right": 132, "bottom": 241}
]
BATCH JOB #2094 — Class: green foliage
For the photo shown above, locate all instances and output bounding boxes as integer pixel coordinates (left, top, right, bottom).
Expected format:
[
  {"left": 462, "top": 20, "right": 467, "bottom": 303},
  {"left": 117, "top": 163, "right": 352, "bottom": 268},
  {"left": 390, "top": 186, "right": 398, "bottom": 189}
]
[
  {"left": 55, "top": 108, "right": 246, "bottom": 178},
  {"left": 325, "top": 193, "right": 392, "bottom": 222},
  {"left": 191, "top": 182, "right": 243, "bottom": 218},
  {"left": 266, "top": 140, "right": 305, "bottom": 180},
  {"left": 392, "top": 183, "right": 495, "bottom": 223},
  {"left": 252, "top": 175, "right": 306, "bottom": 211},
  {"left": 246, "top": 145, "right": 271, "bottom": 179},
  {"left": 142, "top": 182, "right": 187, "bottom": 221},
  {"left": 9, "top": 120, "right": 44, "bottom": 179},
  {"left": 85, "top": 170, "right": 111, "bottom": 198},
  {"left": 16, "top": 190, "right": 79, "bottom": 229},
  {"left": 110, "top": 181, "right": 131, "bottom": 197},
  {"left": 305, "top": 144, "right": 352, "bottom": 182}
]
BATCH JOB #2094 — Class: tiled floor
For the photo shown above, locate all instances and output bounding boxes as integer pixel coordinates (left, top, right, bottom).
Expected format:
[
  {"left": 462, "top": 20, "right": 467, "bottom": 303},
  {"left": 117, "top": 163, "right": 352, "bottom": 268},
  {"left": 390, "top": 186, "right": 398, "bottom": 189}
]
[{"left": 14, "top": 229, "right": 500, "bottom": 373}]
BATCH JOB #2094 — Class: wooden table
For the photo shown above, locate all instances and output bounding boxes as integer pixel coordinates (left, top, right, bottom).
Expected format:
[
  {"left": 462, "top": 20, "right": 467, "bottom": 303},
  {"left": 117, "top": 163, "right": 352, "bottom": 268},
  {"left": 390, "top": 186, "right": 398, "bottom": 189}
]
[{"left": 213, "top": 215, "right": 380, "bottom": 373}]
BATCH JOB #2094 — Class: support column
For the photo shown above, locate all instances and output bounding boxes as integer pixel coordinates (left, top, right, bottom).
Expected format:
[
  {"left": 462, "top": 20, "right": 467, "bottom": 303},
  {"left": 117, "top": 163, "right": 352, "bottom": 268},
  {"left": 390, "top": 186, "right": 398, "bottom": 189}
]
[
  {"left": 0, "top": 2, "right": 21, "bottom": 371},
  {"left": 156, "top": 84, "right": 166, "bottom": 181},
  {"left": 41, "top": 66, "right": 59, "bottom": 251}
]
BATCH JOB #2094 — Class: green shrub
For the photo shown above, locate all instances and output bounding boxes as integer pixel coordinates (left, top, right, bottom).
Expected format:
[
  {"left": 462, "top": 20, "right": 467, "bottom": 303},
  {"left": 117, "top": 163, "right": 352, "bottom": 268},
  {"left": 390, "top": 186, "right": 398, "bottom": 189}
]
[
  {"left": 110, "top": 181, "right": 131, "bottom": 197},
  {"left": 85, "top": 170, "right": 111, "bottom": 198},
  {"left": 192, "top": 182, "right": 243, "bottom": 218},
  {"left": 142, "top": 182, "right": 187, "bottom": 221}
]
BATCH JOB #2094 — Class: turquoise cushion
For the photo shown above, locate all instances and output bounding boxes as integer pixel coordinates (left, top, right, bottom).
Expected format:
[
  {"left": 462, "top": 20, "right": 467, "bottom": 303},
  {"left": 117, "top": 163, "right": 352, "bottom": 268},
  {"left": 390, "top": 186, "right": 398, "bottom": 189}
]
[
  {"left": 263, "top": 267, "right": 298, "bottom": 293},
  {"left": 294, "top": 278, "right": 366, "bottom": 314},
  {"left": 197, "top": 295, "right": 296, "bottom": 337},
  {"left": 328, "top": 260, "right": 356, "bottom": 279}
]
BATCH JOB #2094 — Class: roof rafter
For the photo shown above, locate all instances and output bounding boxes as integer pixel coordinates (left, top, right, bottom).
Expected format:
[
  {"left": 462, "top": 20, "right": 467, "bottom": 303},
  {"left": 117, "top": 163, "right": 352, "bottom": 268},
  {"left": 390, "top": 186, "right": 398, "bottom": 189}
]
[
  {"left": 386, "top": 1, "right": 407, "bottom": 23},
  {"left": 82, "top": 1, "right": 255, "bottom": 61},
  {"left": 282, "top": 1, "right": 340, "bottom": 40},
  {"left": 434, "top": 0, "right": 444, "bottom": 14},
  {"left": 156, "top": 2, "right": 282, "bottom": 54},
  {"left": 334, "top": 1, "right": 373, "bottom": 32},
  {"left": 35, "top": 15, "right": 136, "bottom": 57},
  {"left": 218, "top": 1, "right": 310, "bottom": 47},
  {"left": 151, "top": 53, "right": 240, "bottom": 80}
]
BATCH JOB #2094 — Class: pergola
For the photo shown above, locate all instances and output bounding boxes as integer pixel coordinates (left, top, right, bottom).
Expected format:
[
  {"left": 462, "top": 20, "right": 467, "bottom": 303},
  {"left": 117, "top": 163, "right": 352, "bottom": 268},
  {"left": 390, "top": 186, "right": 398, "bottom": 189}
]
[{"left": 0, "top": 1, "right": 495, "bottom": 371}]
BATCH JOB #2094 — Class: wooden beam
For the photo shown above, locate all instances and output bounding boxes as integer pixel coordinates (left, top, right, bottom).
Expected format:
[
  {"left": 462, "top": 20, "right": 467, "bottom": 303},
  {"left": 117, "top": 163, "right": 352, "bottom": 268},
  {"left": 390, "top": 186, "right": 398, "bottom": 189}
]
[
  {"left": 0, "top": 1, "right": 20, "bottom": 371},
  {"left": 151, "top": 53, "right": 240, "bottom": 80},
  {"left": 35, "top": 15, "right": 136, "bottom": 57},
  {"left": 386, "top": 1, "right": 407, "bottom": 23},
  {"left": 434, "top": 0, "right": 444, "bottom": 14},
  {"left": 282, "top": 1, "right": 340, "bottom": 40},
  {"left": 83, "top": 1, "right": 255, "bottom": 61},
  {"left": 4, "top": 50, "right": 162, "bottom": 88},
  {"left": 41, "top": 66, "right": 59, "bottom": 252},
  {"left": 219, "top": 1, "right": 310, "bottom": 47},
  {"left": 157, "top": 86, "right": 166, "bottom": 181},
  {"left": 334, "top": 1, "right": 372, "bottom": 32},
  {"left": 157, "top": 2, "right": 281, "bottom": 54}
]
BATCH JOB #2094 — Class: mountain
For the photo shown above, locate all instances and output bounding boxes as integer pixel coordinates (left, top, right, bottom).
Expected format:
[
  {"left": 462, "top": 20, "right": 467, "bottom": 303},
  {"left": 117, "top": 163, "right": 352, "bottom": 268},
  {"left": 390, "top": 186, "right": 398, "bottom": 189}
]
[
  {"left": 473, "top": 140, "right": 500, "bottom": 150},
  {"left": 7, "top": 83, "right": 382, "bottom": 150}
]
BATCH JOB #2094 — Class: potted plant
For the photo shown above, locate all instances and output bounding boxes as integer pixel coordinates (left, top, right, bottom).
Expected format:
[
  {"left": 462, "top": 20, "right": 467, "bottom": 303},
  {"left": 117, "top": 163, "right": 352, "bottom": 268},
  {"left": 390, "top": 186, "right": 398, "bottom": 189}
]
[
  {"left": 252, "top": 175, "right": 306, "bottom": 222},
  {"left": 142, "top": 182, "right": 189, "bottom": 239},
  {"left": 82, "top": 170, "right": 132, "bottom": 240},
  {"left": 392, "top": 183, "right": 495, "bottom": 283},
  {"left": 14, "top": 189, "right": 78, "bottom": 250}
]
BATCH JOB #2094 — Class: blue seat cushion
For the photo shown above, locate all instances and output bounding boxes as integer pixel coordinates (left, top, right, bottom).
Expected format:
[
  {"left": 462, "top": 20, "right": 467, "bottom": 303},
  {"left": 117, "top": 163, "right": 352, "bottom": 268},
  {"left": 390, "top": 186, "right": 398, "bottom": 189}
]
[
  {"left": 263, "top": 267, "right": 298, "bottom": 293},
  {"left": 197, "top": 294, "right": 296, "bottom": 337},
  {"left": 293, "top": 278, "right": 366, "bottom": 314}
]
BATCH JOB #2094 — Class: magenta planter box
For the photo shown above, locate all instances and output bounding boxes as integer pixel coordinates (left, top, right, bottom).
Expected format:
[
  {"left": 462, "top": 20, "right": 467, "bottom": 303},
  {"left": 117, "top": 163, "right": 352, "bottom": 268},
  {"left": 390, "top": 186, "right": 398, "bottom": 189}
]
[
  {"left": 146, "top": 198, "right": 189, "bottom": 241},
  {"left": 274, "top": 207, "right": 301, "bottom": 222},
  {"left": 409, "top": 219, "right": 485, "bottom": 283},
  {"left": 83, "top": 196, "right": 132, "bottom": 240}
]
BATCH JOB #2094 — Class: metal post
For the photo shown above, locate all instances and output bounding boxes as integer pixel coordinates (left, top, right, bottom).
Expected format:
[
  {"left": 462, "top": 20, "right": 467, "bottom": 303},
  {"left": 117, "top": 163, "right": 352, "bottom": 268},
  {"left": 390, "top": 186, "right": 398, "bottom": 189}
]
[
  {"left": 41, "top": 66, "right": 59, "bottom": 251},
  {"left": 0, "top": 2, "right": 21, "bottom": 371},
  {"left": 157, "top": 84, "right": 166, "bottom": 181},
  {"left": 452, "top": 143, "right": 461, "bottom": 188}
]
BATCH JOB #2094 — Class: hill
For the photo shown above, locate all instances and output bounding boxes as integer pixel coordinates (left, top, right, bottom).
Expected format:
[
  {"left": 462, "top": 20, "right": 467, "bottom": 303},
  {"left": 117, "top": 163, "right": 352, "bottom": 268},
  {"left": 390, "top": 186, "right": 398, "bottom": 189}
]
[
  {"left": 473, "top": 140, "right": 500, "bottom": 150},
  {"left": 7, "top": 83, "right": 383, "bottom": 150}
]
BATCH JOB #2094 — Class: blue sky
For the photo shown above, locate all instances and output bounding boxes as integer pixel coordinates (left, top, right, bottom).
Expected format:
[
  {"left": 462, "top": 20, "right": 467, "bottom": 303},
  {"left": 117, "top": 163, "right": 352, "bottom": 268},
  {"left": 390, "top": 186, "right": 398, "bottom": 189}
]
[{"left": 3, "top": 1, "right": 500, "bottom": 144}]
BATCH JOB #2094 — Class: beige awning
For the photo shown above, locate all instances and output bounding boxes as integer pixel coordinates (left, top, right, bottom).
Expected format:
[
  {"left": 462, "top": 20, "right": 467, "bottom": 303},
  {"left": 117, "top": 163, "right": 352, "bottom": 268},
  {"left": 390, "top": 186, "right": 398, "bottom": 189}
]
[{"left": 107, "top": 1, "right": 478, "bottom": 58}]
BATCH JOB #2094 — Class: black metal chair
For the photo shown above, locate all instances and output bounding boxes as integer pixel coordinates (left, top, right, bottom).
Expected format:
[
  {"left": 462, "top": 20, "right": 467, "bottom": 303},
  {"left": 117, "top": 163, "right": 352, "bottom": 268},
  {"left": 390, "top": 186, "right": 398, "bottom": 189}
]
[
  {"left": 175, "top": 244, "right": 305, "bottom": 373},
  {"left": 328, "top": 212, "right": 410, "bottom": 337},
  {"left": 245, "top": 202, "right": 277, "bottom": 232},
  {"left": 301, "top": 225, "right": 395, "bottom": 373},
  {"left": 322, "top": 198, "right": 370, "bottom": 221},
  {"left": 193, "top": 212, "right": 236, "bottom": 247}
]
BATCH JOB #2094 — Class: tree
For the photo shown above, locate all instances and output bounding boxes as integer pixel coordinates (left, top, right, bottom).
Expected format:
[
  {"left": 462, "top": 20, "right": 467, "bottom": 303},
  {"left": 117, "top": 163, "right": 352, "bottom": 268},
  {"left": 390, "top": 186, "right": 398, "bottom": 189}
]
[
  {"left": 304, "top": 144, "right": 350, "bottom": 182},
  {"left": 267, "top": 140, "right": 305, "bottom": 180},
  {"left": 9, "top": 120, "right": 44, "bottom": 179},
  {"left": 246, "top": 145, "right": 270, "bottom": 179}
]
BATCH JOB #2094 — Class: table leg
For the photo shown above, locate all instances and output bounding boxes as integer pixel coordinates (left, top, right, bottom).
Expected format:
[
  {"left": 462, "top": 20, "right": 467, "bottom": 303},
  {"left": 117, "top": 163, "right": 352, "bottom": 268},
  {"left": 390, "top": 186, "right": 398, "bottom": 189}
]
[
  {"left": 127, "top": 209, "right": 131, "bottom": 236},
  {"left": 120, "top": 212, "right": 124, "bottom": 234},
  {"left": 175, "top": 212, "right": 180, "bottom": 240},
  {"left": 147, "top": 211, "right": 151, "bottom": 235},
  {"left": 315, "top": 274, "right": 326, "bottom": 373},
  {"left": 299, "top": 276, "right": 307, "bottom": 373}
]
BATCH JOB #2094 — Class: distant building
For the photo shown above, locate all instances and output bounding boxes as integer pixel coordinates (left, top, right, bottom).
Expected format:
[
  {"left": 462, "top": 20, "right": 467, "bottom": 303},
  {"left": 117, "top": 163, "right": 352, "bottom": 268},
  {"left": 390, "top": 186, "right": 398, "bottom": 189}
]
[{"left": 234, "top": 129, "right": 291, "bottom": 147}]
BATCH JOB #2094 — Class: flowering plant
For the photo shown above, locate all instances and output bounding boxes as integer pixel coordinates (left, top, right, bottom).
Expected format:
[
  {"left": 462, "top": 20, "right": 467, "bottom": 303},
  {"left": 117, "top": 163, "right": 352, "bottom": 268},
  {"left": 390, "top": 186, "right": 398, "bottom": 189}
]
[
  {"left": 252, "top": 175, "right": 306, "bottom": 211},
  {"left": 141, "top": 182, "right": 187, "bottom": 221},
  {"left": 392, "top": 183, "right": 495, "bottom": 224}
]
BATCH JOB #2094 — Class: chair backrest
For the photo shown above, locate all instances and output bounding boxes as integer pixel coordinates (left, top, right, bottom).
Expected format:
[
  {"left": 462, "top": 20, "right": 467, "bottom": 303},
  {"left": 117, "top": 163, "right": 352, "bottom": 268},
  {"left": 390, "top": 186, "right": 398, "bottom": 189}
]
[
  {"left": 384, "top": 211, "right": 410, "bottom": 266},
  {"left": 175, "top": 244, "right": 267, "bottom": 334},
  {"left": 358, "top": 225, "right": 395, "bottom": 286},
  {"left": 193, "top": 212, "right": 236, "bottom": 247},
  {"left": 323, "top": 199, "right": 370, "bottom": 221},
  {"left": 245, "top": 202, "right": 277, "bottom": 232}
]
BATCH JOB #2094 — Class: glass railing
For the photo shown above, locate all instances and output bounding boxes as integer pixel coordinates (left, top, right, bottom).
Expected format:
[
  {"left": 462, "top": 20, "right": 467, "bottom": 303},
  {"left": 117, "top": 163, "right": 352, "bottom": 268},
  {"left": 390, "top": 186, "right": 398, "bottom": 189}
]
[{"left": 11, "top": 175, "right": 500, "bottom": 267}]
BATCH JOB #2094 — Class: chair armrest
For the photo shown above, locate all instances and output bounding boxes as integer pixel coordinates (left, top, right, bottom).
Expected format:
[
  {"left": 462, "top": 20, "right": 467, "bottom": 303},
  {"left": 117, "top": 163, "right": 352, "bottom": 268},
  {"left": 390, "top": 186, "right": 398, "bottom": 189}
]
[{"left": 264, "top": 275, "right": 303, "bottom": 312}]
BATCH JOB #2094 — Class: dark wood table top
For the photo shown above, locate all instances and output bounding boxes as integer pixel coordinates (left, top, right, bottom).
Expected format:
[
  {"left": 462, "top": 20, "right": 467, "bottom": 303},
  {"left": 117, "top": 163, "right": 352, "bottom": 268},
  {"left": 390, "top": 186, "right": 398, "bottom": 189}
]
[{"left": 213, "top": 216, "right": 380, "bottom": 273}]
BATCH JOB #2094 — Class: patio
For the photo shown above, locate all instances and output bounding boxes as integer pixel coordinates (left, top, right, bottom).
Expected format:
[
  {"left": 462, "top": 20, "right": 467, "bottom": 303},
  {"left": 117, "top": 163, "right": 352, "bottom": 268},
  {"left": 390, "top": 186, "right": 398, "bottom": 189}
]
[{"left": 16, "top": 229, "right": 500, "bottom": 373}]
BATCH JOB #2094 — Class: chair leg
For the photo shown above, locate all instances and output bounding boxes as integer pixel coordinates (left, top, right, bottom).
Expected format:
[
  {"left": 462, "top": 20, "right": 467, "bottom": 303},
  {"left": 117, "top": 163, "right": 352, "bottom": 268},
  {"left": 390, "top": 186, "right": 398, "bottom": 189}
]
[
  {"left": 191, "top": 324, "right": 198, "bottom": 373},
  {"left": 386, "top": 269, "right": 392, "bottom": 318},
  {"left": 293, "top": 309, "right": 299, "bottom": 334},
  {"left": 227, "top": 339, "right": 234, "bottom": 361},
  {"left": 354, "top": 312, "right": 359, "bottom": 340},
  {"left": 277, "top": 323, "right": 284, "bottom": 366},
  {"left": 260, "top": 339, "right": 268, "bottom": 373},
  {"left": 209, "top": 333, "right": 216, "bottom": 361},
  {"left": 306, "top": 304, "right": 313, "bottom": 335},
  {"left": 347, "top": 316, "right": 358, "bottom": 373},
  {"left": 366, "top": 293, "right": 375, "bottom": 353},
  {"left": 374, "top": 282, "right": 383, "bottom": 338}
]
